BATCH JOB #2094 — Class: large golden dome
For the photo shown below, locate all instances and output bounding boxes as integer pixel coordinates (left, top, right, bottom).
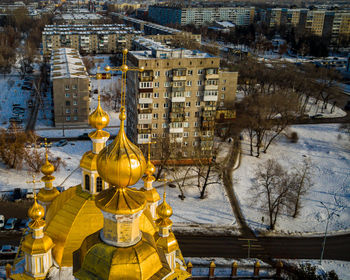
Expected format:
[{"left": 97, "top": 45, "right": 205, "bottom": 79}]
[
  {"left": 73, "top": 231, "right": 171, "bottom": 280},
  {"left": 97, "top": 108, "right": 146, "bottom": 187},
  {"left": 89, "top": 95, "right": 110, "bottom": 130}
]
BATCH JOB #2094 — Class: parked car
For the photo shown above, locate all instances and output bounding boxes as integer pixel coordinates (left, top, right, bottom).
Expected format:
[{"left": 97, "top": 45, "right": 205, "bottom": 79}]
[
  {"left": 0, "top": 215, "right": 4, "bottom": 229},
  {"left": 4, "top": 218, "right": 17, "bottom": 230},
  {"left": 13, "top": 188, "right": 22, "bottom": 200},
  {"left": 56, "top": 139, "right": 68, "bottom": 147},
  {"left": 0, "top": 245, "right": 18, "bottom": 255},
  {"left": 18, "top": 219, "right": 29, "bottom": 231}
]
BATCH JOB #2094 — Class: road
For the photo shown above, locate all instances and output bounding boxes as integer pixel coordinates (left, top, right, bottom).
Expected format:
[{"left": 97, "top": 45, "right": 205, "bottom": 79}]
[{"left": 175, "top": 233, "right": 350, "bottom": 261}]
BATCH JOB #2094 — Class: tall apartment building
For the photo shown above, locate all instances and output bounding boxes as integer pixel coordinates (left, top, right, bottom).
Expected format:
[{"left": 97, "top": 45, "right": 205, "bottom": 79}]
[
  {"left": 42, "top": 24, "right": 142, "bottom": 56},
  {"left": 126, "top": 37, "right": 238, "bottom": 158},
  {"left": 331, "top": 11, "right": 350, "bottom": 44},
  {"left": 305, "top": 10, "right": 334, "bottom": 38},
  {"left": 148, "top": 6, "right": 255, "bottom": 27},
  {"left": 50, "top": 48, "right": 90, "bottom": 126}
]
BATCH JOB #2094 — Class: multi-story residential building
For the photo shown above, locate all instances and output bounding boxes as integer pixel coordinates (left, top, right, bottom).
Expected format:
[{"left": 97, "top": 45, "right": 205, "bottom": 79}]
[
  {"left": 331, "top": 11, "right": 350, "bottom": 45},
  {"left": 266, "top": 8, "right": 288, "bottom": 28},
  {"left": 50, "top": 48, "right": 90, "bottom": 126},
  {"left": 148, "top": 6, "right": 255, "bottom": 27},
  {"left": 53, "top": 12, "right": 104, "bottom": 25},
  {"left": 42, "top": 24, "right": 142, "bottom": 56},
  {"left": 306, "top": 10, "right": 334, "bottom": 38},
  {"left": 126, "top": 37, "right": 238, "bottom": 158}
]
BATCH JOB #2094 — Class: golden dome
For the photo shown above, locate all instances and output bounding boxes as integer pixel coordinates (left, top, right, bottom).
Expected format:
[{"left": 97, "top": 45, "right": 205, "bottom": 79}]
[
  {"left": 157, "top": 193, "right": 173, "bottom": 220},
  {"left": 41, "top": 154, "right": 55, "bottom": 176},
  {"left": 96, "top": 108, "right": 146, "bottom": 188},
  {"left": 88, "top": 95, "right": 110, "bottom": 130},
  {"left": 95, "top": 186, "right": 146, "bottom": 215},
  {"left": 28, "top": 199, "right": 45, "bottom": 221},
  {"left": 144, "top": 160, "right": 156, "bottom": 177},
  {"left": 73, "top": 231, "right": 171, "bottom": 280}
]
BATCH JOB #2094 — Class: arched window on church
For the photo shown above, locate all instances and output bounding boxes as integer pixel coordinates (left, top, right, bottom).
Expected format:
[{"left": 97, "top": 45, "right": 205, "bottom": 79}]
[
  {"left": 85, "top": 174, "right": 90, "bottom": 191},
  {"left": 96, "top": 177, "right": 102, "bottom": 192}
]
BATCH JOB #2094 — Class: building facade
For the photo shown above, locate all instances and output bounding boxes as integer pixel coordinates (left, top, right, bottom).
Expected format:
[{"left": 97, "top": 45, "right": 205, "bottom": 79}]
[
  {"left": 148, "top": 5, "right": 255, "bottom": 27},
  {"left": 50, "top": 48, "right": 90, "bottom": 126},
  {"left": 42, "top": 24, "right": 142, "bottom": 56},
  {"left": 126, "top": 37, "right": 238, "bottom": 158}
]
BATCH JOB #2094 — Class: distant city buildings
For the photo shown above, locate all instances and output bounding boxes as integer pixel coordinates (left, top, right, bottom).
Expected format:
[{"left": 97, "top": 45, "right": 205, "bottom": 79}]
[
  {"left": 148, "top": 6, "right": 255, "bottom": 27},
  {"left": 50, "top": 48, "right": 90, "bottom": 126},
  {"left": 42, "top": 24, "right": 142, "bottom": 56},
  {"left": 53, "top": 12, "right": 103, "bottom": 25},
  {"left": 126, "top": 36, "right": 237, "bottom": 157}
]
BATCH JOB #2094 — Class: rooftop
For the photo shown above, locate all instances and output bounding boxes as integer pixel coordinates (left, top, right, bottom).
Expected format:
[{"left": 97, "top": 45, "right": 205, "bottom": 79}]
[{"left": 50, "top": 48, "right": 89, "bottom": 80}]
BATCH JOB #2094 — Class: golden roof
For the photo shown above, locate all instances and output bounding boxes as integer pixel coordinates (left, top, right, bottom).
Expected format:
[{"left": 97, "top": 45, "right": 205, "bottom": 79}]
[
  {"left": 80, "top": 151, "right": 98, "bottom": 171},
  {"left": 45, "top": 185, "right": 157, "bottom": 267},
  {"left": 157, "top": 193, "right": 173, "bottom": 220},
  {"left": 88, "top": 129, "right": 110, "bottom": 140},
  {"left": 96, "top": 107, "right": 146, "bottom": 188},
  {"left": 45, "top": 186, "right": 103, "bottom": 267},
  {"left": 28, "top": 199, "right": 45, "bottom": 229},
  {"left": 95, "top": 186, "right": 147, "bottom": 215},
  {"left": 88, "top": 95, "right": 109, "bottom": 130},
  {"left": 145, "top": 160, "right": 156, "bottom": 177},
  {"left": 37, "top": 187, "right": 60, "bottom": 203},
  {"left": 155, "top": 232, "right": 178, "bottom": 254},
  {"left": 141, "top": 187, "right": 161, "bottom": 204},
  {"left": 41, "top": 146, "right": 55, "bottom": 177},
  {"left": 73, "top": 231, "right": 171, "bottom": 280},
  {"left": 22, "top": 234, "right": 54, "bottom": 255}
]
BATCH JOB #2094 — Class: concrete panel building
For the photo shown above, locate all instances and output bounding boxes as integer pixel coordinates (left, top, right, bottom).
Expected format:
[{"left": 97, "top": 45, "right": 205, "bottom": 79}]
[
  {"left": 50, "top": 48, "right": 90, "bottom": 126},
  {"left": 125, "top": 37, "right": 238, "bottom": 158}
]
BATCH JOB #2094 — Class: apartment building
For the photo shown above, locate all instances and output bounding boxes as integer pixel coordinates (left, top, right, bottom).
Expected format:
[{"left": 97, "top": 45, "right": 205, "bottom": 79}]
[
  {"left": 42, "top": 24, "right": 142, "bottom": 56},
  {"left": 126, "top": 37, "right": 238, "bottom": 158},
  {"left": 331, "top": 11, "right": 350, "bottom": 44},
  {"left": 53, "top": 13, "right": 103, "bottom": 25},
  {"left": 50, "top": 48, "right": 90, "bottom": 127},
  {"left": 305, "top": 10, "right": 334, "bottom": 38},
  {"left": 148, "top": 6, "right": 255, "bottom": 27}
]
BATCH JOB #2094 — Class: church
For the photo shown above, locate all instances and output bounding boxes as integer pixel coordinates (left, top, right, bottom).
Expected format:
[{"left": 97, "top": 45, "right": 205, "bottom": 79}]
[{"left": 10, "top": 49, "right": 190, "bottom": 280}]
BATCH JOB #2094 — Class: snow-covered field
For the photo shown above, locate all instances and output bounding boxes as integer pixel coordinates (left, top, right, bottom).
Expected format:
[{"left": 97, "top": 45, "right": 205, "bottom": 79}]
[{"left": 234, "top": 124, "right": 350, "bottom": 234}]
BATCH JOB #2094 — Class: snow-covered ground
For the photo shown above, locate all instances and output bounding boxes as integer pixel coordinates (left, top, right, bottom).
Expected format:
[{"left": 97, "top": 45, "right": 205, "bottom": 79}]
[{"left": 234, "top": 124, "right": 350, "bottom": 234}]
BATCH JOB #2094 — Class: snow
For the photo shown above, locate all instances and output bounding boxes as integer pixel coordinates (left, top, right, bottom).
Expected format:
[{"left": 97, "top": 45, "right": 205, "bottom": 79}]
[{"left": 234, "top": 124, "right": 350, "bottom": 234}]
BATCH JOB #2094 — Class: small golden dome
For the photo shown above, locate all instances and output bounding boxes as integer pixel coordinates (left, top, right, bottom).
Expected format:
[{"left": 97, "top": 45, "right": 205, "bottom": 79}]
[
  {"left": 122, "top": 48, "right": 128, "bottom": 55},
  {"left": 145, "top": 160, "right": 156, "bottom": 177},
  {"left": 121, "top": 64, "right": 128, "bottom": 72},
  {"left": 28, "top": 199, "right": 45, "bottom": 221},
  {"left": 89, "top": 96, "right": 110, "bottom": 130},
  {"left": 157, "top": 193, "right": 173, "bottom": 219},
  {"left": 41, "top": 153, "right": 55, "bottom": 176},
  {"left": 104, "top": 65, "right": 111, "bottom": 72},
  {"left": 97, "top": 107, "right": 146, "bottom": 187}
]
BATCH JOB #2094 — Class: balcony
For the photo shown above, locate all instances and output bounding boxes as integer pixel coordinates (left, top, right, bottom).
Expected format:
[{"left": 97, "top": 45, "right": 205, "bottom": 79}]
[
  {"left": 173, "top": 75, "right": 187, "bottom": 81},
  {"left": 137, "top": 134, "right": 151, "bottom": 144},
  {"left": 170, "top": 137, "right": 183, "bottom": 143},
  {"left": 169, "top": 125, "right": 184, "bottom": 134},
  {"left": 205, "top": 73, "right": 219, "bottom": 79},
  {"left": 171, "top": 96, "right": 186, "bottom": 103},
  {"left": 138, "top": 114, "right": 152, "bottom": 124},
  {"left": 137, "top": 128, "right": 151, "bottom": 134},
  {"left": 140, "top": 76, "right": 153, "bottom": 82},
  {"left": 137, "top": 108, "right": 152, "bottom": 114},
  {"left": 204, "top": 84, "right": 218, "bottom": 91},
  {"left": 139, "top": 98, "right": 153, "bottom": 104},
  {"left": 203, "top": 94, "right": 218, "bottom": 102}
]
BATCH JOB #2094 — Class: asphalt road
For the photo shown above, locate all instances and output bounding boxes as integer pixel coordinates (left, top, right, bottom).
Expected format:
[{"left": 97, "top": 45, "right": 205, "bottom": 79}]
[{"left": 175, "top": 233, "right": 350, "bottom": 261}]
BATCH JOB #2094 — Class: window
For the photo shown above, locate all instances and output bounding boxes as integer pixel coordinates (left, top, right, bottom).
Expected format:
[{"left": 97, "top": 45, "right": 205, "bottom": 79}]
[
  {"left": 96, "top": 177, "right": 102, "bottom": 192},
  {"left": 140, "top": 92, "right": 152, "bottom": 99},
  {"left": 65, "top": 93, "right": 70, "bottom": 98},
  {"left": 66, "top": 101, "right": 70, "bottom": 106},
  {"left": 66, "top": 108, "right": 70, "bottom": 113},
  {"left": 187, "top": 70, "right": 193, "bottom": 75},
  {"left": 140, "top": 103, "right": 150, "bottom": 109},
  {"left": 165, "top": 70, "right": 172, "bottom": 77},
  {"left": 155, "top": 71, "right": 160, "bottom": 76},
  {"left": 186, "top": 91, "right": 191, "bottom": 97},
  {"left": 73, "top": 116, "right": 78, "bottom": 121},
  {"left": 163, "top": 103, "right": 169, "bottom": 108},
  {"left": 153, "top": 103, "right": 159, "bottom": 109},
  {"left": 73, "top": 93, "right": 77, "bottom": 98},
  {"left": 154, "top": 82, "right": 159, "bottom": 88},
  {"left": 154, "top": 92, "right": 159, "bottom": 98},
  {"left": 222, "top": 87, "right": 226, "bottom": 91},
  {"left": 85, "top": 175, "right": 90, "bottom": 191},
  {"left": 194, "top": 131, "right": 198, "bottom": 136},
  {"left": 184, "top": 132, "right": 189, "bottom": 137},
  {"left": 152, "top": 133, "right": 158, "bottom": 138},
  {"left": 185, "top": 112, "right": 190, "bottom": 117},
  {"left": 153, "top": 113, "right": 158, "bottom": 119},
  {"left": 74, "top": 109, "right": 78, "bottom": 113},
  {"left": 223, "top": 80, "right": 226, "bottom": 84},
  {"left": 164, "top": 82, "right": 171, "bottom": 87},
  {"left": 194, "top": 122, "right": 198, "bottom": 127},
  {"left": 187, "top": 81, "right": 192, "bottom": 86},
  {"left": 65, "top": 85, "right": 69, "bottom": 90},
  {"left": 220, "top": 101, "right": 224, "bottom": 107},
  {"left": 195, "top": 111, "right": 200, "bottom": 117},
  {"left": 195, "top": 101, "right": 201, "bottom": 107},
  {"left": 197, "top": 80, "right": 202, "bottom": 86},
  {"left": 184, "top": 122, "right": 189, "bottom": 128},
  {"left": 185, "top": 102, "right": 191, "bottom": 107},
  {"left": 221, "top": 94, "right": 225, "bottom": 100},
  {"left": 72, "top": 84, "right": 77, "bottom": 90},
  {"left": 196, "top": 91, "right": 201, "bottom": 96},
  {"left": 184, "top": 142, "right": 188, "bottom": 146},
  {"left": 162, "top": 113, "right": 168, "bottom": 119},
  {"left": 162, "top": 123, "right": 168, "bottom": 128},
  {"left": 192, "top": 141, "right": 198, "bottom": 146},
  {"left": 139, "top": 82, "right": 153, "bottom": 88},
  {"left": 66, "top": 116, "right": 70, "bottom": 121},
  {"left": 164, "top": 92, "right": 169, "bottom": 98},
  {"left": 197, "top": 69, "right": 203, "bottom": 75},
  {"left": 73, "top": 100, "right": 77, "bottom": 105},
  {"left": 152, "top": 123, "right": 158, "bottom": 129}
]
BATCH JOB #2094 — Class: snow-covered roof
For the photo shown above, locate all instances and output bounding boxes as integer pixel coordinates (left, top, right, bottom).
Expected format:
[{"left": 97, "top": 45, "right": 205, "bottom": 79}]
[
  {"left": 216, "top": 21, "right": 235, "bottom": 28},
  {"left": 50, "top": 48, "right": 89, "bottom": 80},
  {"left": 59, "top": 13, "right": 103, "bottom": 20}
]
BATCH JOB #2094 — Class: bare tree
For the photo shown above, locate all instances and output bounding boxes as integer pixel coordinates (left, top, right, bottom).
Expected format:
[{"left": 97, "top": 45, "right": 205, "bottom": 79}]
[
  {"left": 251, "top": 159, "right": 292, "bottom": 230},
  {"left": 82, "top": 57, "right": 95, "bottom": 75},
  {"left": 289, "top": 158, "right": 313, "bottom": 218},
  {"left": 169, "top": 165, "right": 192, "bottom": 200}
]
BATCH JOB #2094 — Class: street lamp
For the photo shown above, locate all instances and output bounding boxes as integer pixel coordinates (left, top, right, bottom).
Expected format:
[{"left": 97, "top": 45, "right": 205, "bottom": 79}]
[{"left": 319, "top": 201, "right": 339, "bottom": 265}]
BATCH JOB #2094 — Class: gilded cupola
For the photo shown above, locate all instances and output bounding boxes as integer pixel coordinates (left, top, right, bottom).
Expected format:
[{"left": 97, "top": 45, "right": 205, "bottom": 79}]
[
  {"left": 88, "top": 95, "right": 109, "bottom": 131},
  {"left": 96, "top": 107, "right": 146, "bottom": 188}
]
